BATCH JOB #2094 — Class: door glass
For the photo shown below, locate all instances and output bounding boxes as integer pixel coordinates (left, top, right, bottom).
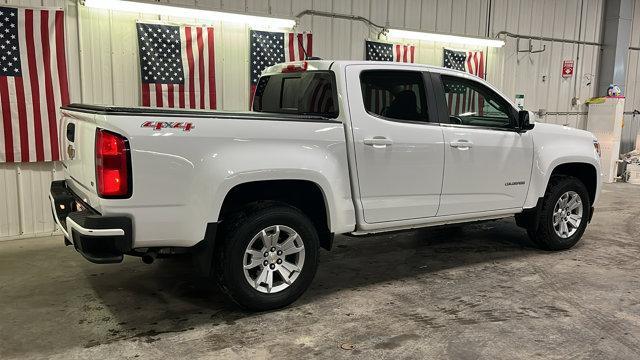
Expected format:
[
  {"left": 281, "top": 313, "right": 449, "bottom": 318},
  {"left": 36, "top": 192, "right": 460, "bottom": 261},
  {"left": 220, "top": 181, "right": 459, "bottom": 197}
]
[
  {"left": 253, "top": 72, "right": 338, "bottom": 117},
  {"left": 360, "top": 71, "right": 429, "bottom": 123},
  {"left": 441, "top": 75, "right": 513, "bottom": 128}
]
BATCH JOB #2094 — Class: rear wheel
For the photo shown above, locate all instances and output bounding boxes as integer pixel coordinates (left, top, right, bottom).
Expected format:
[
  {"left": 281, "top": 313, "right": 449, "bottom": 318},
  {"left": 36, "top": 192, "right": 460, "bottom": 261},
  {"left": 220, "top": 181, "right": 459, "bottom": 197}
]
[
  {"left": 527, "top": 176, "right": 590, "bottom": 250},
  {"left": 216, "top": 203, "right": 319, "bottom": 311}
]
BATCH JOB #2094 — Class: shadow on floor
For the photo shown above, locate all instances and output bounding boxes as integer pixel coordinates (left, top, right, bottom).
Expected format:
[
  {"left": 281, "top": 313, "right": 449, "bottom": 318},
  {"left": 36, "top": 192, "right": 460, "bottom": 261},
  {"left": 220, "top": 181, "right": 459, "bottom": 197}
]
[{"left": 81, "top": 218, "right": 542, "bottom": 346}]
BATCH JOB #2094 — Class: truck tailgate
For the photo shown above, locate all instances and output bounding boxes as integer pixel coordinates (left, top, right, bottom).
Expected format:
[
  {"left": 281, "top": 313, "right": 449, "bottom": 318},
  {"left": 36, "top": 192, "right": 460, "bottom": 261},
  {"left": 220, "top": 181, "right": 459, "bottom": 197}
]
[{"left": 60, "top": 109, "right": 99, "bottom": 204}]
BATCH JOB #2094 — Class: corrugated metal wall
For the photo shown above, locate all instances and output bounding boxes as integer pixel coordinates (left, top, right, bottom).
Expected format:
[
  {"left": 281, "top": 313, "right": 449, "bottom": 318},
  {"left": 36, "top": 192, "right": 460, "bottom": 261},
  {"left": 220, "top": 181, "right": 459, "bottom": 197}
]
[
  {"left": 0, "top": 0, "right": 617, "bottom": 239},
  {"left": 623, "top": 0, "right": 640, "bottom": 153},
  {"left": 0, "top": 0, "right": 67, "bottom": 240}
]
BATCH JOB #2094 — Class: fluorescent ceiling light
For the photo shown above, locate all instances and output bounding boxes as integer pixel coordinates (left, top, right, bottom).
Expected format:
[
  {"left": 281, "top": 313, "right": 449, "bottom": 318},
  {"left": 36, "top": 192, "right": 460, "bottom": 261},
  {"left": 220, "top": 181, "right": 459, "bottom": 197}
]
[
  {"left": 387, "top": 29, "right": 505, "bottom": 48},
  {"left": 84, "top": 0, "right": 296, "bottom": 28}
]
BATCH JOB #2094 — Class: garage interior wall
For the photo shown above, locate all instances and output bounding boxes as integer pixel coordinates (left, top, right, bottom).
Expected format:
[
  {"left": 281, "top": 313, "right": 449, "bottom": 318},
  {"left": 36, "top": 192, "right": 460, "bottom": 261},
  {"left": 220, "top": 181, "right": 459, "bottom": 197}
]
[
  {"left": 624, "top": 0, "right": 640, "bottom": 153},
  {"left": 0, "top": 0, "right": 629, "bottom": 240}
]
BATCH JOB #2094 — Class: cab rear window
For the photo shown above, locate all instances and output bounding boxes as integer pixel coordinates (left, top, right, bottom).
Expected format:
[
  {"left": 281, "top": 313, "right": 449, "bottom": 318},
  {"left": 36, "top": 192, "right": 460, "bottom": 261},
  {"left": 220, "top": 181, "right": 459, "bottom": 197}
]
[{"left": 252, "top": 71, "right": 338, "bottom": 118}]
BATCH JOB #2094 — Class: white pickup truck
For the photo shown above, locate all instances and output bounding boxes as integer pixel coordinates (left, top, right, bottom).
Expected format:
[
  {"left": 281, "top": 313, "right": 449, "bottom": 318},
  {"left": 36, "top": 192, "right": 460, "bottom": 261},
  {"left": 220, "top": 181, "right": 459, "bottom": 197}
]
[{"left": 50, "top": 60, "right": 601, "bottom": 310}]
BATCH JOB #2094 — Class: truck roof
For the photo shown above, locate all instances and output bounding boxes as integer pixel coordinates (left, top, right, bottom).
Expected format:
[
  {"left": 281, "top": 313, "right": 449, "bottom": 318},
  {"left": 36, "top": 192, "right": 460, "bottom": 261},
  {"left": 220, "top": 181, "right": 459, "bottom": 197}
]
[
  {"left": 260, "top": 59, "right": 512, "bottom": 107},
  {"left": 262, "top": 60, "right": 483, "bottom": 80}
]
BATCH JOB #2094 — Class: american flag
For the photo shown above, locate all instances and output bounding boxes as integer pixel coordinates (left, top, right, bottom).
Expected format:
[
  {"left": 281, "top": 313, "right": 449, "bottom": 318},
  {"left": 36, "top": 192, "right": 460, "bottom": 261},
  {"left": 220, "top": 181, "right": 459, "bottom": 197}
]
[
  {"left": 442, "top": 48, "right": 484, "bottom": 115},
  {"left": 365, "top": 40, "right": 415, "bottom": 63},
  {"left": 0, "top": 6, "right": 69, "bottom": 163},
  {"left": 250, "top": 30, "right": 312, "bottom": 105},
  {"left": 363, "top": 40, "right": 415, "bottom": 114},
  {"left": 137, "top": 22, "right": 216, "bottom": 109}
]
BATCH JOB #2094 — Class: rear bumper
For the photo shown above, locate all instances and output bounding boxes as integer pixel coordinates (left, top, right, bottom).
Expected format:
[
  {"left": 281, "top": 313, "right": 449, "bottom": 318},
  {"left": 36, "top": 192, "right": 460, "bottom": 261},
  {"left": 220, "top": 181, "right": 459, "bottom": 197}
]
[{"left": 49, "top": 180, "right": 132, "bottom": 264}]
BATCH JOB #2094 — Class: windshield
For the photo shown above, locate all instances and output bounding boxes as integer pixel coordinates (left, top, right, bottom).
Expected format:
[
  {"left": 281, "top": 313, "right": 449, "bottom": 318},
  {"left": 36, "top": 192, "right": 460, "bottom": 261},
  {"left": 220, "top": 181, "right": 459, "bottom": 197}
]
[{"left": 252, "top": 71, "right": 338, "bottom": 118}]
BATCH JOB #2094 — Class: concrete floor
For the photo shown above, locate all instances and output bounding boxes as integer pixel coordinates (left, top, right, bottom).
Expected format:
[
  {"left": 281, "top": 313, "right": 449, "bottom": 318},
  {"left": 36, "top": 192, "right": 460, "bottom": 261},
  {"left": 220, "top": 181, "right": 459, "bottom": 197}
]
[{"left": 1, "top": 183, "right": 640, "bottom": 359}]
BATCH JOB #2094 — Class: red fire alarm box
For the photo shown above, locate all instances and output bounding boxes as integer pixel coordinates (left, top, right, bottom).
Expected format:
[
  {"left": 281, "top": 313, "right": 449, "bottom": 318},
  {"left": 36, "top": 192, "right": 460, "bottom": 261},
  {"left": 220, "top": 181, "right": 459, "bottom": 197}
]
[{"left": 562, "top": 60, "right": 574, "bottom": 78}]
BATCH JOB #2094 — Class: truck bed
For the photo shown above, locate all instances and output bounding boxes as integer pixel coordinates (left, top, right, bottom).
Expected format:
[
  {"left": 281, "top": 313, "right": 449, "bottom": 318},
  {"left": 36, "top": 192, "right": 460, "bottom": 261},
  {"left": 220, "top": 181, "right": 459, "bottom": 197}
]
[
  {"left": 62, "top": 104, "right": 341, "bottom": 123},
  {"left": 59, "top": 102, "right": 354, "bottom": 249}
]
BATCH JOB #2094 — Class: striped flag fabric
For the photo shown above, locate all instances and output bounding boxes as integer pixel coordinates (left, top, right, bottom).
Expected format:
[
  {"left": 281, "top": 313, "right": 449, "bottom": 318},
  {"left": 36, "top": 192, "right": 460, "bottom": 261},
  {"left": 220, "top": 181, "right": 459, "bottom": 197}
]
[
  {"left": 442, "top": 48, "right": 485, "bottom": 115},
  {"left": 0, "top": 6, "right": 69, "bottom": 163},
  {"left": 250, "top": 30, "right": 312, "bottom": 105},
  {"left": 363, "top": 40, "right": 415, "bottom": 114},
  {"left": 365, "top": 40, "right": 415, "bottom": 63},
  {"left": 136, "top": 22, "right": 216, "bottom": 109}
]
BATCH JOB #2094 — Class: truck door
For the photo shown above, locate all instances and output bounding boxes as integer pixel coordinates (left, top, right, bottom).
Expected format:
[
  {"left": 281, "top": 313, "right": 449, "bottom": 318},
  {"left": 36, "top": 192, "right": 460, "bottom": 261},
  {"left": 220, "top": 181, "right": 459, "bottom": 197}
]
[
  {"left": 432, "top": 73, "right": 534, "bottom": 216},
  {"left": 345, "top": 65, "right": 445, "bottom": 223}
]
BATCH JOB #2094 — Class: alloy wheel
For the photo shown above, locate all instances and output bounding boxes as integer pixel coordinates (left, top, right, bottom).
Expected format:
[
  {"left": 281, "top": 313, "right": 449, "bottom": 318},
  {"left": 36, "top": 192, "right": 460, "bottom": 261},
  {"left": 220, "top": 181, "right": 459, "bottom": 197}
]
[
  {"left": 242, "top": 225, "right": 305, "bottom": 294},
  {"left": 552, "top": 191, "right": 583, "bottom": 239}
]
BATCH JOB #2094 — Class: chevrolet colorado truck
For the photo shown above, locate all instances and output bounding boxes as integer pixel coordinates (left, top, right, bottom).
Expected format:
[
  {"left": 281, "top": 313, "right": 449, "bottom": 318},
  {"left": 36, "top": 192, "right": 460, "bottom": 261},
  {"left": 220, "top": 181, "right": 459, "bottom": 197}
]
[{"left": 50, "top": 60, "right": 602, "bottom": 310}]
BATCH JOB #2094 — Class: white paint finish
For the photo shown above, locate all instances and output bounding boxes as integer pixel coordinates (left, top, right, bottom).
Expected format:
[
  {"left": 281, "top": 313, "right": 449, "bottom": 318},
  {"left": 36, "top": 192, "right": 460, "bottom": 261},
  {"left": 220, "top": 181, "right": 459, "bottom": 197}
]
[
  {"left": 439, "top": 125, "right": 534, "bottom": 215},
  {"left": 340, "top": 61, "right": 600, "bottom": 227},
  {"left": 60, "top": 106, "right": 355, "bottom": 247},
  {"left": 44, "top": 60, "right": 603, "bottom": 250},
  {"left": 344, "top": 64, "right": 445, "bottom": 223},
  {"left": 60, "top": 110, "right": 99, "bottom": 196},
  {"left": 522, "top": 122, "right": 601, "bottom": 208}
]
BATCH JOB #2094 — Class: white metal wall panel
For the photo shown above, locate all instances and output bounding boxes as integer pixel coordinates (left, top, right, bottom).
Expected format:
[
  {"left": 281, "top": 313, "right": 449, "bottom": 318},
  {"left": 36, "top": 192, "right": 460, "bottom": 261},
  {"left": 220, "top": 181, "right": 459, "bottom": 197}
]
[
  {"left": 492, "top": 0, "right": 603, "bottom": 128},
  {"left": 0, "top": 162, "right": 63, "bottom": 240},
  {"left": 623, "top": 0, "right": 640, "bottom": 152},
  {"left": 0, "top": 0, "right": 616, "bottom": 239},
  {"left": 0, "top": 0, "right": 67, "bottom": 240},
  {"left": 66, "top": 0, "right": 604, "bottom": 117},
  {"left": 0, "top": 164, "right": 20, "bottom": 238},
  {"left": 350, "top": 0, "right": 370, "bottom": 60}
]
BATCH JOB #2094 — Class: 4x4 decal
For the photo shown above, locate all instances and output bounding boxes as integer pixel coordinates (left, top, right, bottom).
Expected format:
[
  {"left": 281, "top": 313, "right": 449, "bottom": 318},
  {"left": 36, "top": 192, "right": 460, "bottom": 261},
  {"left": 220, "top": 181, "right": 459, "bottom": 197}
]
[{"left": 141, "top": 121, "right": 194, "bottom": 132}]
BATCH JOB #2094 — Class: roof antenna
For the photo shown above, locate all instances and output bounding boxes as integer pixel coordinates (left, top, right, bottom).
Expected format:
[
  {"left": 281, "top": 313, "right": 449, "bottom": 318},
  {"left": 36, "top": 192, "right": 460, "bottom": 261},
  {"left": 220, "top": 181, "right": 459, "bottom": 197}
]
[
  {"left": 296, "top": 33, "right": 310, "bottom": 60},
  {"left": 296, "top": 33, "right": 322, "bottom": 60}
]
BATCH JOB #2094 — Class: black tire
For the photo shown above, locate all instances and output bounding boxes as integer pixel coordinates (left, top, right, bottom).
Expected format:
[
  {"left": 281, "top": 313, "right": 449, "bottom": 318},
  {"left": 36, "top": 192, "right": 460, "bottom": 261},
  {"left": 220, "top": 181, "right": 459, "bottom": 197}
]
[
  {"left": 215, "top": 202, "right": 319, "bottom": 311},
  {"left": 527, "top": 176, "right": 590, "bottom": 251}
]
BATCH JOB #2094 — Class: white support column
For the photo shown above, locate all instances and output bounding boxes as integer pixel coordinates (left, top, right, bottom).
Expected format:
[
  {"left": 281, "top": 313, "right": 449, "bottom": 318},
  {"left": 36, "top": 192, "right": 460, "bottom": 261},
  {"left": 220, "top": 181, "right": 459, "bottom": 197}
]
[{"left": 597, "top": 0, "right": 633, "bottom": 96}]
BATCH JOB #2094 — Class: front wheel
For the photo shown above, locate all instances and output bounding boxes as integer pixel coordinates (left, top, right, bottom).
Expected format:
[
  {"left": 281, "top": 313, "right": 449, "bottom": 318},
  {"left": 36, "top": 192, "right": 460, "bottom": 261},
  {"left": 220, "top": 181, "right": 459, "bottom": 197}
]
[
  {"left": 527, "top": 176, "right": 591, "bottom": 250},
  {"left": 216, "top": 203, "right": 319, "bottom": 311}
]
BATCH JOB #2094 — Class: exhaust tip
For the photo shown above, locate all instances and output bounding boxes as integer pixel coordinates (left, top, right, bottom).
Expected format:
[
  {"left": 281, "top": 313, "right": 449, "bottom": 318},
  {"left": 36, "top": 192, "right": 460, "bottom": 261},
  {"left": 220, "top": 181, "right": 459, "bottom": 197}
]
[{"left": 141, "top": 252, "right": 157, "bottom": 264}]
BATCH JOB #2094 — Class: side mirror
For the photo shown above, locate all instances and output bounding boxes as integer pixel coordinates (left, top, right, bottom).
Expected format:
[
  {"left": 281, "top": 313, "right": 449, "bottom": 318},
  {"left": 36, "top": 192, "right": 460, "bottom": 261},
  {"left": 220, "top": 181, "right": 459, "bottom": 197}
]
[{"left": 518, "top": 110, "right": 535, "bottom": 131}]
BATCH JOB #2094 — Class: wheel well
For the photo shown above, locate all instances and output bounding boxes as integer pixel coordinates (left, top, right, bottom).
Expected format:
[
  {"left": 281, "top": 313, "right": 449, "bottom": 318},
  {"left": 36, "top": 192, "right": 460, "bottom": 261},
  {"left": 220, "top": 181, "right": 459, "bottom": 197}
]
[
  {"left": 219, "top": 180, "right": 332, "bottom": 250},
  {"left": 550, "top": 162, "right": 598, "bottom": 204}
]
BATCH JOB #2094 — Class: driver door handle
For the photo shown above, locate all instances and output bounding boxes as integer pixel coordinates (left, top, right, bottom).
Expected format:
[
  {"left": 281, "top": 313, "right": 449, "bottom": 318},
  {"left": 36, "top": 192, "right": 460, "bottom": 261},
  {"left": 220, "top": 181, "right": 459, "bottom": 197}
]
[
  {"left": 364, "top": 136, "right": 393, "bottom": 147},
  {"left": 450, "top": 140, "right": 473, "bottom": 149}
]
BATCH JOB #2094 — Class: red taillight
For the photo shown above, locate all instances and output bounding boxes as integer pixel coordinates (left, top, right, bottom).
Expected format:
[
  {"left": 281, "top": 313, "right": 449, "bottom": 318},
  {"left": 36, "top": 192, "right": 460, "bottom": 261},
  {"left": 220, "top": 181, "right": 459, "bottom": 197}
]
[
  {"left": 95, "top": 129, "right": 130, "bottom": 198},
  {"left": 281, "top": 61, "right": 308, "bottom": 73}
]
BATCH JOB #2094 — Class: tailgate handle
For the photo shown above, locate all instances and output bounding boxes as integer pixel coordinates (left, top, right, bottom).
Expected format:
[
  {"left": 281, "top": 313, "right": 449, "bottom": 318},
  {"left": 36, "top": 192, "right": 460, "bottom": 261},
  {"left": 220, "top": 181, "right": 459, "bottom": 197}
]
[{"left": 66, "top": 123, "right": 75, "bottom": 142}]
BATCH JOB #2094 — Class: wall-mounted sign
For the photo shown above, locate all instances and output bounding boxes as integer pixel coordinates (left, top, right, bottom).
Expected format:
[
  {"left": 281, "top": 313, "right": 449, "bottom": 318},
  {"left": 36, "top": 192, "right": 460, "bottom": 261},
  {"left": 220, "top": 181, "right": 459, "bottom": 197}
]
[
  {"left": 515, "top": 94, "right": 525, "bottom": 110},
  {"left": 562, "top": 60, "right": 574, "bottom": 78}
]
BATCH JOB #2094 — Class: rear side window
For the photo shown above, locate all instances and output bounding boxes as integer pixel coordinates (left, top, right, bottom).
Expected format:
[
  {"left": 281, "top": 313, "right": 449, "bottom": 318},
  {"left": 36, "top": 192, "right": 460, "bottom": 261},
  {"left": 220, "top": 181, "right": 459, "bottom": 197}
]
[
  {"left": 253, "top": 71, "right": 338, "bottom": 117},
  {"left": 360, "top": 70, "right": 429, "bottom": 123}
]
